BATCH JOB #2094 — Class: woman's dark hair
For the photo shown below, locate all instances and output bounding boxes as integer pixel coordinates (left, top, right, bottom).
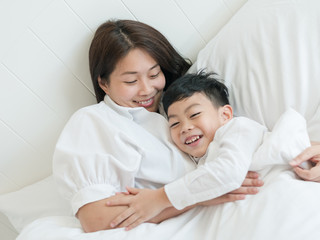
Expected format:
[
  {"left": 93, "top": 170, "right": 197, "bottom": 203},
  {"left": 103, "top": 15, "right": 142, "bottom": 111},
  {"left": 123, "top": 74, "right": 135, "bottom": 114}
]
[
  {"left": 89, "top": 19, "right": 192, "bottom": 103},
  {"left": 162, "top": 71, "right": 230, "bottom": 114}
]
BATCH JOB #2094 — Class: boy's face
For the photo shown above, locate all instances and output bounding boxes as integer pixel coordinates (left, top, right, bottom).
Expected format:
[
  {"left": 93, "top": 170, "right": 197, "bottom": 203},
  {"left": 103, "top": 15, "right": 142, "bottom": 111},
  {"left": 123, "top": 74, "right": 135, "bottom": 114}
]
[{"left": 167, "top": 92, "right": 232, "bottom": 158}]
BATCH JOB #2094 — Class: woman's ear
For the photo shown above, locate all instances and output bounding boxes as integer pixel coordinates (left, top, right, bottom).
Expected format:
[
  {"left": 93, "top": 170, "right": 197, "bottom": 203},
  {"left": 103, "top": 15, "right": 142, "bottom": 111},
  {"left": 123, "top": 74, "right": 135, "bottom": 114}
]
[
  {"left": 98, "top": 76, "right": 109, "bottom": 95},
  {"left": 221, "top": 105, "right": 233, "bottom": 123}
]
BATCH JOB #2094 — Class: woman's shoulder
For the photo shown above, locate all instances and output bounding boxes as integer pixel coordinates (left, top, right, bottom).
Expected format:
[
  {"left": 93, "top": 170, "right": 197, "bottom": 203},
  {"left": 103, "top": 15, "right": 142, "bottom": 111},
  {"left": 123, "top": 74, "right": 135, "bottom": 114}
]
[
  {"left": 66, "top": 101, "right": 115, "bottom": 124},
  {"left": 72, "top": 101, "right": 112, "bottom": 116}
]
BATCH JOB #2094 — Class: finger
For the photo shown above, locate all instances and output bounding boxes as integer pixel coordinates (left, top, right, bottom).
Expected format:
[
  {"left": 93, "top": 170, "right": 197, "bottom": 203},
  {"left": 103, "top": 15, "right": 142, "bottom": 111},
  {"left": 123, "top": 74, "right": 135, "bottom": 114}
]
[
  {"left": 246, "top": 171, "right": 260, "bottom": 179},
  {"left": 115, "top": 191, "right": 129, "bottom": 195},
  {"left": 231, "top": 186, "right": 259, "bottom": 195},
  {"left": 106, "top": 196, "right": 133, "bottom": 206},
  {"left": 125, "top": 217, "right": 145, "bottom": 231},
  {"left": 126, "top": 186, "right": 140, "bottom": 195},
  {"left": 293, "top": 166, "right": 319, "bottom": 181},
  {"left": 223, "top": 193, "right": 246, "bottom": 203},
  {"left": 118, "top": 213, "right": 140, "bottom": 229},
  {"left": 290, "top": 146, "right": 317, "bottom": 166},
  {"left": 242, "top": 178, "right": 264, "bottom": 187},
  {"left": 110, "top": 209, "right": 134, "bottom": 228}
]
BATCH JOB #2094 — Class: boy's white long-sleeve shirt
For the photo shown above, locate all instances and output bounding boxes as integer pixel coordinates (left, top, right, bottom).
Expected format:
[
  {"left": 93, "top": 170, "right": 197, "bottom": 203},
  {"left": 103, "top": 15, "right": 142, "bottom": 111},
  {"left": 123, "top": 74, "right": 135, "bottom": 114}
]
[
  {"left": 164, "top": 117, "right": 267, "bottom": 209},
  {"left": 164, "top": 109, "right": 310, "bottom": 210}
]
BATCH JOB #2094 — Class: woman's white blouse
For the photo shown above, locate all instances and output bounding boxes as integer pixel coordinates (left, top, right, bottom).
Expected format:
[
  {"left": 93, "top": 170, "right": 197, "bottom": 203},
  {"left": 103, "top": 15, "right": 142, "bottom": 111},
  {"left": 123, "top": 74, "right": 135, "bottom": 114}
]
[{"left": 53, "top": 95, "right": 190, "bottom": 215}]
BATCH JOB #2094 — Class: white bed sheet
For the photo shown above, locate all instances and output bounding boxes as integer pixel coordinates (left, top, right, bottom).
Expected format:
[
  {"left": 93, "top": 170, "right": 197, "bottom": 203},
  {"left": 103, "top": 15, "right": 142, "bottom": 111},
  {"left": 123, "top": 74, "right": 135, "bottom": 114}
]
[{"left": 17, "top": 169, "right": 320, "bottom": 240}]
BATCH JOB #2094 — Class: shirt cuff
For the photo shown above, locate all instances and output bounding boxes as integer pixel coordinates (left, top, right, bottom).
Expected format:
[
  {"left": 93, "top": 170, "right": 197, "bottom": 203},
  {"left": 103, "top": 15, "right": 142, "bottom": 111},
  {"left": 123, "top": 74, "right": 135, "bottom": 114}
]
[
  {"left": 165, "top": 178, "right": 239, "bottom": 210},
  {"left": 71, "top": 184, "right": 116, "bottom": 215},
  {"left": 164, "top": 178, "right": 196, "bottom": 210}
]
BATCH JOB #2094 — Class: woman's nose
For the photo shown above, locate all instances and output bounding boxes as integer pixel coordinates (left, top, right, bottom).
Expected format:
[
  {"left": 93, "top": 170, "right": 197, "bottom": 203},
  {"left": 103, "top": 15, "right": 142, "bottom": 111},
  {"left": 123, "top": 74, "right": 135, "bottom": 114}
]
[{"left": 139, "top": 79, "right": 153, "bottom": 95}]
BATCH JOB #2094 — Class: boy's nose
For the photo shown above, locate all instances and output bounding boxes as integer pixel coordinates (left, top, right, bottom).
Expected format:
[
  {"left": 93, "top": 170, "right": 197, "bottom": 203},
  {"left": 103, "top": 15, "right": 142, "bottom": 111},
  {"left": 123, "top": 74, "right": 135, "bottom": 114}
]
[{"left": 180, "top": 122, "right": 193, "bottom": 134}]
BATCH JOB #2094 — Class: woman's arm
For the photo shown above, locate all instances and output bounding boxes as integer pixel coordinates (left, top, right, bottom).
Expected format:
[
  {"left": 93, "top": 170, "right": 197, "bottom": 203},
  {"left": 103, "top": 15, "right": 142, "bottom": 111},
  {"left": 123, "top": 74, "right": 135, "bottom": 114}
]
[{"left": 77, "top": 194, "right": 129, "bottom": 233}]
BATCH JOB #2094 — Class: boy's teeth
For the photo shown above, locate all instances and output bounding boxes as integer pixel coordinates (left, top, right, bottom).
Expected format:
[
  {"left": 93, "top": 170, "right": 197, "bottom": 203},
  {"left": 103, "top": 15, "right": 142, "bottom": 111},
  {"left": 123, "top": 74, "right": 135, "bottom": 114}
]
[{"left": 186, "top": 136, "right": 200, "bottom": 144}]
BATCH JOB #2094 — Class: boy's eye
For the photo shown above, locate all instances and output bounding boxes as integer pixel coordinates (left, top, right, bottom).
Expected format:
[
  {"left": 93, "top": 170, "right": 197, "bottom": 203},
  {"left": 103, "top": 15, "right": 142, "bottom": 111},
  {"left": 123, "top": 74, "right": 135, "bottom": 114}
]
[
  {"left": 190, "top": 112, "right": 201, "bottom": 118},
  {"left": 169, "top": 122, "right": 179, "bottom": 128}
]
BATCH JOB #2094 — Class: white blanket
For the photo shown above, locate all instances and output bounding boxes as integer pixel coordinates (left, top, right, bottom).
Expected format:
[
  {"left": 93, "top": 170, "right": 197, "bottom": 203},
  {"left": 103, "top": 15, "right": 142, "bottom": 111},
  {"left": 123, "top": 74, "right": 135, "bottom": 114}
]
[
  {"left": 17, "top": 110, "right": 320, "bottom": 239},
  {"left": 17, "top": 170, "right": 320, "bottom": 239}
]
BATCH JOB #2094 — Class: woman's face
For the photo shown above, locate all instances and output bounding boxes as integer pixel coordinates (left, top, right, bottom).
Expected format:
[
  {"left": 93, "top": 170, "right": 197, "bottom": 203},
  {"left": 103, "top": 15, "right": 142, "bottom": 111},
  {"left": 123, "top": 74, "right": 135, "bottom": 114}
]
[{"left": 99, "top": 48, "right": 166, "bottom": 112}]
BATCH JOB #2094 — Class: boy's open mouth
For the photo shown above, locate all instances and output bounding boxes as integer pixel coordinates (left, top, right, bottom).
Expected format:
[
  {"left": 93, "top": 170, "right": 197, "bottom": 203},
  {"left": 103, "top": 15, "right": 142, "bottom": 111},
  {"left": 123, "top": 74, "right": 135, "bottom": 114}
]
[{"left": 185, "top": 135, "right": 203, "bottom": 145}]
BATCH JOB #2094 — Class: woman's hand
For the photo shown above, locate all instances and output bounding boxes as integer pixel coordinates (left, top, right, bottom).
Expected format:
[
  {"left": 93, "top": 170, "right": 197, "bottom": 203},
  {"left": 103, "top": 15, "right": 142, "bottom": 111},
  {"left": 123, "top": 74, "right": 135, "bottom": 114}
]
[
  {"left": 290, "top": 142, "right": 320, "bottom": 182},
  {"left": 77, "top": 194, "right": 129, "bottom": 233},
  {"left": 106, "top": 187, "right": 171, "bottom": 231},
  {"left": 198, "top": 171, "right": 264, "bottom": 206}
]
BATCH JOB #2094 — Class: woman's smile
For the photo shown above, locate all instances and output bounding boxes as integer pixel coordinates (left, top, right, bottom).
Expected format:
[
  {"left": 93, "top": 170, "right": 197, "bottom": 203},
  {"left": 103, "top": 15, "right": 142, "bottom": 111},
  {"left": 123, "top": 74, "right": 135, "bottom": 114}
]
[{"left": 134, "top": 96, "right": 155, "bottom": 108}]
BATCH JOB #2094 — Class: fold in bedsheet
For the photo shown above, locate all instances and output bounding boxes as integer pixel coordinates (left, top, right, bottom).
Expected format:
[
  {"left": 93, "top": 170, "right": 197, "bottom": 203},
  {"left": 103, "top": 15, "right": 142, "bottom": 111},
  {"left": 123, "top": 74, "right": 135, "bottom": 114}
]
[{"left": 17, "top": 169, "right": 320, "bottom": 240}]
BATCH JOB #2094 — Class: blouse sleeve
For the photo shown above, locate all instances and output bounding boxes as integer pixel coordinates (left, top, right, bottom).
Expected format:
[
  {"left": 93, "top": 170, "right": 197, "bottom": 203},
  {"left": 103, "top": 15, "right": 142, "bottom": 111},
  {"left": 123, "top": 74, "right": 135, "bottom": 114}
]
[
  {"left": 53, "top": 107, "right": 142, "bottom": 215},
  {"left": 164, "top": 117, "right": 267, "bottom": 210}
]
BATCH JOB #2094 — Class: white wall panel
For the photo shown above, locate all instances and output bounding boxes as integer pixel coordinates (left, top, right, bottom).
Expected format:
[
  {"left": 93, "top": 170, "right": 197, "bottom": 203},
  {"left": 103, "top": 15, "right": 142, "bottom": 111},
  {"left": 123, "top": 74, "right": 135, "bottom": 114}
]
[
  {"left": 224, "top": 0, "right": 248, "bottom": 13},
  {"left": 65, "top": 0, "right": 136, "bottom": 31},
  {"left": 122, "top": 0, "right": 206, "bottom": 62},
  {"left": 174, "top": 0, "right": 232, "bottom": 43},
  {"left": 0, "top": 0, "right": 53, "bottom": 60},
  {"left": 0, "top": 121, "right": 50, "bottom": 193},
  {"left": 30, "top": 0, "right": 95, "bottom": 93},
  {"left": 0, "top": 65, "right": 56, "bottom": 191},
  {"left": 2, "top": 29, "right": 96, "bottom": 121}
]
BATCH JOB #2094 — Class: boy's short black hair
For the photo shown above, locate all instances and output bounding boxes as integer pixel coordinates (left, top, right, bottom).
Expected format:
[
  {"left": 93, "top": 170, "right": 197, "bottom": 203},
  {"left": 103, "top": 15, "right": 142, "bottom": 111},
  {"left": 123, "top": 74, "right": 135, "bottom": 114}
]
[{"left": 162, "top": 71, "right": 229, "bottom": 114}]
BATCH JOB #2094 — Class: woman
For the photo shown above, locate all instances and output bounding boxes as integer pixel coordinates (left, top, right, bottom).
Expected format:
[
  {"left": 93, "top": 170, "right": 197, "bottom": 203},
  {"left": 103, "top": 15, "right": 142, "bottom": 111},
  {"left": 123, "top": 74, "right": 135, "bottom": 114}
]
[{"left": 53, "top": 19, "right": 264, "bottom": 233}]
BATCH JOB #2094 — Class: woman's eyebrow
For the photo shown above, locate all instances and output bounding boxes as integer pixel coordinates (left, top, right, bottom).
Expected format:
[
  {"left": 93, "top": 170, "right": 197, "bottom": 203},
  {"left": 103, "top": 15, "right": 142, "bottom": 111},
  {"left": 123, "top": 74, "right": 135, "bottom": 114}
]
[
  {"left": 150, "top": 64, "right": 160, "bottom": 70},
  {"left": 121, "top": 71, "right": 137, "bottom": 76},
  {"left": 121, "top": 64, "right": 159, "bottom": 76}
]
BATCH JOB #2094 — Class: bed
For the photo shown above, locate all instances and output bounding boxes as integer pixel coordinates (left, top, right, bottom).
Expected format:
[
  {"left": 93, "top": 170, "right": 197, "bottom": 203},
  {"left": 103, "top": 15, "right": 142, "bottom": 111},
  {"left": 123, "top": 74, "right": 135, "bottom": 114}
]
[{"left": 1, "top": 0, "right": 320, "bottom": 239}]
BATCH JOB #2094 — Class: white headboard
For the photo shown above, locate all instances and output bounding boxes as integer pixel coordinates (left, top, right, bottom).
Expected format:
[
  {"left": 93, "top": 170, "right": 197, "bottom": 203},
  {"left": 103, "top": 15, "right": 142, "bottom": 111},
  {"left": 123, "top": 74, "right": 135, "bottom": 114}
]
[{"left": 0, "top": 0, "right": 247, "bottom": 195}]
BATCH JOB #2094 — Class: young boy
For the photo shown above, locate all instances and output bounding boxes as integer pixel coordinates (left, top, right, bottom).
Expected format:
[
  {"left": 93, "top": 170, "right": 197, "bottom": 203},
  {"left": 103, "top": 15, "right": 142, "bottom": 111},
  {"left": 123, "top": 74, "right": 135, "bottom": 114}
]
[
  {"left": 107, "top": 71, "right": 311, "bottom": 230},
  {"left": 161, "top": 71, "right": 311, "bottom": 209}
]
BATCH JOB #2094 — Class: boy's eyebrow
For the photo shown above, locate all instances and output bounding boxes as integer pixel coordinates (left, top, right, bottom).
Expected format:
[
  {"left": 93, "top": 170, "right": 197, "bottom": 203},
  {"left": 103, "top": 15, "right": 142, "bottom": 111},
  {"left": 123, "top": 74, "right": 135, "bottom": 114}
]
[
  {"left": 167, "top": 114, "right": 177, "bottom": 120},
  {"left": 121, "top": 64, "right": 159, "bottom": 76},
  {"left": 167, "top": 103, "right": 200, "bottom": 120}
]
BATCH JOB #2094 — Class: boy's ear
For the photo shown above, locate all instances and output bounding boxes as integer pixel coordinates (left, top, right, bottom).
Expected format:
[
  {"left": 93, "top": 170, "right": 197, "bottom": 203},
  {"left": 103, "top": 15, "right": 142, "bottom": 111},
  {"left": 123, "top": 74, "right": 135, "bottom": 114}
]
[
  {"left": 221, "top": 105, "right": 233, "bottom": 123},
  {"left": 98, "top": 76, "right": 109, "bottom": 95}
]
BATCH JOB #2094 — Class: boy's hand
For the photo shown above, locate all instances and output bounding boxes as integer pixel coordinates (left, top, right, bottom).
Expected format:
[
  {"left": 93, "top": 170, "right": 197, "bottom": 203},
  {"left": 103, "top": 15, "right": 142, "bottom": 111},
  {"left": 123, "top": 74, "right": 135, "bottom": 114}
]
[
  {"left": 290, "top": 144, "right": 320, "bottom": 182},
  {"left": 198, "top": 171, "right": 263, "bottom": 206},
  {"left": 106, "top": 187, "right": 171, "bottom": 230}
]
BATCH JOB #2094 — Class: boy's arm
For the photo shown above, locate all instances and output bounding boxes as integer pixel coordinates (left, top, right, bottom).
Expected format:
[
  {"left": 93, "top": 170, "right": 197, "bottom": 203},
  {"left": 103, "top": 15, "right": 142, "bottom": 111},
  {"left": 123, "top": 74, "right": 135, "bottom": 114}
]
[{"left": 165, "top": 118, "right": 266, "bottom": 210}]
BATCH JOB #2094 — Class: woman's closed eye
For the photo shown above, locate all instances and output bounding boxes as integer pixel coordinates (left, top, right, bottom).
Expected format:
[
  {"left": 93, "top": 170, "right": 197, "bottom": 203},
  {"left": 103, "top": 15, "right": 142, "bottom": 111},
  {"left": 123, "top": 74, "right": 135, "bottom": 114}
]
[
  {"left": 150, "top": 71, "right": 160, "bottom": 79},
  {"left": 124, "top": 80, "right": 137, "bottom": 84}
]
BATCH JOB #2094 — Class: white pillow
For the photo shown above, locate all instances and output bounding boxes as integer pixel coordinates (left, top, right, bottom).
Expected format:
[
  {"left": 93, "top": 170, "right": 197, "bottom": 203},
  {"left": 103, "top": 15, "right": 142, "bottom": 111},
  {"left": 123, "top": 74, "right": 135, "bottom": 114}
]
[
  {"left": 0, "top": 176, "right": 72, "bottom": 232},
  {"left": 192, "top": 0, "right": 320, "bottom": 141}
]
